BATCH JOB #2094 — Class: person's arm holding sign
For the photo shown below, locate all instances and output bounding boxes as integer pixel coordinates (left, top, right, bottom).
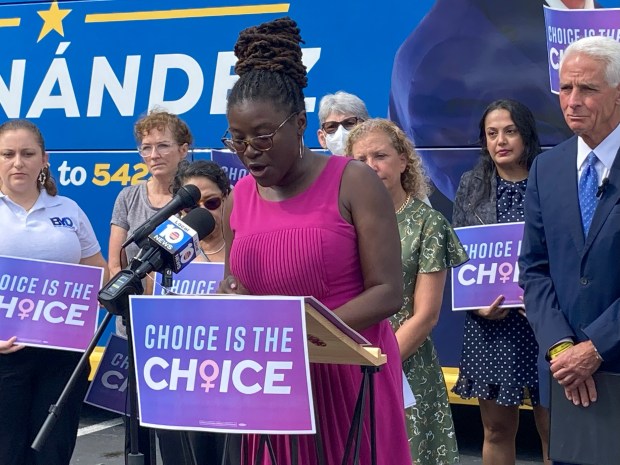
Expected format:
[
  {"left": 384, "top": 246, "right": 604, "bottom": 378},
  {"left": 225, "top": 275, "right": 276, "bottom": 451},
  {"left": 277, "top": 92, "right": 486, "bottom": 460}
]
[
  {"left": 0, "top": 337, "right": 24, "bottom": 354},
  {"left": 453, "top": 168, "right": 509, "bottom": 321},
  {"left": 474, "top": 295, "right": 509, "bottom": 320},
  {"left": 81, "top": 252, "right": 109, "bottom": 283}
]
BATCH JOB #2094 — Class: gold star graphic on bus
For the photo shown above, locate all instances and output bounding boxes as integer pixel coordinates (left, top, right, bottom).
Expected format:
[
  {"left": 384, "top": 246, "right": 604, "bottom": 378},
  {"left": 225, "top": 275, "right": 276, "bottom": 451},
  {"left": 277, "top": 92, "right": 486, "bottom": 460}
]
[{"left": 37, "top": 1, "right": 72, "bottom": 42}]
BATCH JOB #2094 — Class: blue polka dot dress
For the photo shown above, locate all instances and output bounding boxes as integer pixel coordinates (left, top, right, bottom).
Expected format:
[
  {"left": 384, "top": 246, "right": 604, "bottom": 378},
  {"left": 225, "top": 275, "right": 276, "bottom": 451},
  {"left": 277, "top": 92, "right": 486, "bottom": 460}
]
[{"left": 452, "top": 176, "right": 541, "bottom": 406}]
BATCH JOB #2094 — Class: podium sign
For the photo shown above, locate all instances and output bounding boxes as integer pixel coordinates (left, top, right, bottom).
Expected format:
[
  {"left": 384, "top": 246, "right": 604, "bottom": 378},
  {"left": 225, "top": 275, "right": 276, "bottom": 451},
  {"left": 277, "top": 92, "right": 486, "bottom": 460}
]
[{"left": 129, "top": 295, "right": 315, "bottom": 434}]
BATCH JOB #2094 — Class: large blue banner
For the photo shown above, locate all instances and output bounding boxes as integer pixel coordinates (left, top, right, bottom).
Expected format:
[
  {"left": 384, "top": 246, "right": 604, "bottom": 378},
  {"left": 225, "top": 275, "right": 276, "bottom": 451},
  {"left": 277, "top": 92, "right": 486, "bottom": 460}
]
[{"left": 0, "top": 0, "right": 433, "bottom": 150}]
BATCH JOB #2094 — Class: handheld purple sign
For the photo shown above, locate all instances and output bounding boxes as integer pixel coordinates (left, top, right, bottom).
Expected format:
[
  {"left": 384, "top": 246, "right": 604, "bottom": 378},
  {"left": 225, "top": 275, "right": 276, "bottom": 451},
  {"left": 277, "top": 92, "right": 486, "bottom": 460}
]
[
  {"left": 211, "top": 150, "right": 249, "bottom": 187},
  {"left": 544, "top": 7, "right": 620, "bottom": 93},
  {"left": 152, "top": 262, "right": 224, "bottom": 295},
  {"left": 451, "top": 223, "right": 524, "bottom": 311},
  {"left": 0, "top": 255, "right": 103, "bottom": 351},
  {"left": 84, "top": 334, "right": 130, "bottom": 415}
]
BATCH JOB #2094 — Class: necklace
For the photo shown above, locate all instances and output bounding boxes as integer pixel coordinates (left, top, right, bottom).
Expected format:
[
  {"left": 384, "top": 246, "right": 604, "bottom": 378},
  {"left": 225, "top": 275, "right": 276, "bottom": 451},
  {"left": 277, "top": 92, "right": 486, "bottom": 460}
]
[
  {"left": 201, "top": 242, "right": 225, "bottom": 256},
  {"left": 395, "top": 193, "right": 411, "bottom": 214}
]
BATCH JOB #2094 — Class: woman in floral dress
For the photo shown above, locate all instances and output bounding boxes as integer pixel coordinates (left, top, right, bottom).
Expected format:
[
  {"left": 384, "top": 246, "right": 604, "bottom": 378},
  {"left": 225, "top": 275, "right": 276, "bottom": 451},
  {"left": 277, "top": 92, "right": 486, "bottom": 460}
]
[{"left": 347, "top": 119, "right": 468, "bottom": 464}]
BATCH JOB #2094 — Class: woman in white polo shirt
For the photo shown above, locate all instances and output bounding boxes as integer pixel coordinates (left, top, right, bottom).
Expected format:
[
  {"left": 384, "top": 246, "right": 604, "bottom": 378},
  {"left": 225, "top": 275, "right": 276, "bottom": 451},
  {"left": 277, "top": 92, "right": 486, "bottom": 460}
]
[{"left": 0, "top": 119, "right": 107, "bottom": 465}]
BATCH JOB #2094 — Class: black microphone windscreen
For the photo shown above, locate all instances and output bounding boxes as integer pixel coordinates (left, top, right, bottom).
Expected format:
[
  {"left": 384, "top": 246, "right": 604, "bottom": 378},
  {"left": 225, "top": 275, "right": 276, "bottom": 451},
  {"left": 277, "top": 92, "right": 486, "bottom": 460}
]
[
  {"left": 178, "top": 184, "right": 201, "bottom": 207},
  {"left": 182, "top": 208, "right": 216, "bottom": 240}
]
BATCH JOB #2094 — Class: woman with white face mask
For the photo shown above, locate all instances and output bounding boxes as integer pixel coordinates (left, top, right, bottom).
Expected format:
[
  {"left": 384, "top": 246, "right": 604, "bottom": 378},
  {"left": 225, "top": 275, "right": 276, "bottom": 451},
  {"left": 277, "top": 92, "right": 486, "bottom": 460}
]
[{"left": 317, "top": 91, "right": 368, "bottom": 155}]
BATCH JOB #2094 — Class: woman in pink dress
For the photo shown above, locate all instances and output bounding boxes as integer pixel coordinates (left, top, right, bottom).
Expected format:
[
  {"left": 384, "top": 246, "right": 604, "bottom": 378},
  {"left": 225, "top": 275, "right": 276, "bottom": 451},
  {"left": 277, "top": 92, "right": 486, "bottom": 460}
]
[{"left": 217, "top": 17, "right": 412, "bottom": 465}]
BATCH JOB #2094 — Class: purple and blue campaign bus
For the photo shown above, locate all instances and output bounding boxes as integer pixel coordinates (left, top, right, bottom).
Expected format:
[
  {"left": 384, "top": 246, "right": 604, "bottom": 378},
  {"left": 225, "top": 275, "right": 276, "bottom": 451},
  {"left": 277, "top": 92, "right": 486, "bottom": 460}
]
[{"left": 2, "top": 0, "right": 619, "bottom": 403}]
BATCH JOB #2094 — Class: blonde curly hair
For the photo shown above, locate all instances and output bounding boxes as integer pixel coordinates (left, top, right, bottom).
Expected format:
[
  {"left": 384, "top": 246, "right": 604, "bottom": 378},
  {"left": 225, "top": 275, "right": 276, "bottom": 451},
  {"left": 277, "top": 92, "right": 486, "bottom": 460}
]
[{"left": 345, "top": 118, "right": 430, "bottom": 200}]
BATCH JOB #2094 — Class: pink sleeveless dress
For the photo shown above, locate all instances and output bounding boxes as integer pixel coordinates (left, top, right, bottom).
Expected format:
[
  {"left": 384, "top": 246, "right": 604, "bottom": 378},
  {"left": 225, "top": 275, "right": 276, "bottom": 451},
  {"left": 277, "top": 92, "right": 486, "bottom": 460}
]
[{"left": 230, "top": 155, "right": 411, "bottom": 465}]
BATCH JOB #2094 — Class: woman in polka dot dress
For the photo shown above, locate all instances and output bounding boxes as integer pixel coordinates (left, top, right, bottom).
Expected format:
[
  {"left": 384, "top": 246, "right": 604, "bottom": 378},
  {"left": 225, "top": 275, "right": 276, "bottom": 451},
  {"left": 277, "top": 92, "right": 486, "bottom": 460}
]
[{"left": 452, "top": 100, "right": 551, "bottom": 465}]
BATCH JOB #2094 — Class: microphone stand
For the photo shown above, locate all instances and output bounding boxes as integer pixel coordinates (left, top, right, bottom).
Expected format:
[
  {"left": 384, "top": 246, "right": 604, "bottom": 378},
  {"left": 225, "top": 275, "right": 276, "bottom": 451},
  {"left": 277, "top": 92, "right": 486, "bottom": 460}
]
[
  {"left": 31, "top": 311, "right": 114, "bottom": 454},
  {"left": 125, "top": 313, "right": 147, "bottom": 465},
  {"left": 33, "top": 251, "right": 153, "bottom": 465},
  {"left": 32, "top": 314, "right": 148, "bottom": 465}
]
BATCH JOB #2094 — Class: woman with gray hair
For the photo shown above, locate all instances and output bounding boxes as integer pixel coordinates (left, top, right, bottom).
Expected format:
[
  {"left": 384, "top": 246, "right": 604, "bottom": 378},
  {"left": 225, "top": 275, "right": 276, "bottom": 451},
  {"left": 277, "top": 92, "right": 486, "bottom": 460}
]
[{"left": 317, "top": 90, "right": 369, "bottom": 154}]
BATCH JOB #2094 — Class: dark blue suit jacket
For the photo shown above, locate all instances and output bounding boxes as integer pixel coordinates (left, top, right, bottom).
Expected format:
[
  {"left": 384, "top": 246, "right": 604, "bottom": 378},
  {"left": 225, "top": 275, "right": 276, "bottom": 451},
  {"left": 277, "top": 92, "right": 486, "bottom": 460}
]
[{"left": 519, "top": 136, "right": 620, "bottom": 405}]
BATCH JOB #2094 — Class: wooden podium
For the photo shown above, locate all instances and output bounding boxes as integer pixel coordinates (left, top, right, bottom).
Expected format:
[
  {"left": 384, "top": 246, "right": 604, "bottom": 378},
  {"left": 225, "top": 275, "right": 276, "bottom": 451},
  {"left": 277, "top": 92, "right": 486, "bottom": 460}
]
[
  {"left": 246, "top": 297, "right": 387, "bottom": 465},
  {"left": 304, "top": 298, "right": 387, "bottom": 367},
  {"left": 125, "top": 292, "right": 387, "bottom": 465}
]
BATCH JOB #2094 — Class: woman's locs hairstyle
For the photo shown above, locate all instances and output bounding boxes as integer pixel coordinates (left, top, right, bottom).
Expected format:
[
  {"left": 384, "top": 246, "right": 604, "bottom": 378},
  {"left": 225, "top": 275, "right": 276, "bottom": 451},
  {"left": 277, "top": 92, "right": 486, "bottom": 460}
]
[
  {"left": 227, "top": 17, "right": 308, "bottom": 115},
  {"left": 0, "top": 119, "right": 57, "bottom": 196}
]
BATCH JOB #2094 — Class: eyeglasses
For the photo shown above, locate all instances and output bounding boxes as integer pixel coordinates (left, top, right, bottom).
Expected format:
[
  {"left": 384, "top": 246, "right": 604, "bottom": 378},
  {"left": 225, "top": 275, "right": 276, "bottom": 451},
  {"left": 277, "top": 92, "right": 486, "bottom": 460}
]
[
  {"left": 221, "top": 112, "right": 298, "bottom": 155},
  {"left": 137, "top": 142, "right": 179, "bottom": 158},
  {"left": 183, "top": 197, "right": 222, "bottom": 214},
  {"left": 321, "top": 116, "right": 362, "bottom": 135}
]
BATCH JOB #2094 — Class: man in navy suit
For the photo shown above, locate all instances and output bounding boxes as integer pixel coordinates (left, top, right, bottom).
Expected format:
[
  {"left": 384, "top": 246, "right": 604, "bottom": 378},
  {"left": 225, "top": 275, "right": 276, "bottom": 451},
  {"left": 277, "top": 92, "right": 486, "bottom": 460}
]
[{"left": 519, "top": 35, "right": 620, "bottom": 464}]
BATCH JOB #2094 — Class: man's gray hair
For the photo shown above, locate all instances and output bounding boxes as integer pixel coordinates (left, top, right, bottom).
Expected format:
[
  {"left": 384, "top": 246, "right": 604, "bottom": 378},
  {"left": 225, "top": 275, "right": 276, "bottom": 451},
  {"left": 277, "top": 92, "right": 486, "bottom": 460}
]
[
  {"left": 318, "top": 91, "right": 369, "bottom": 124},
  {"left": 561, "top": 36, "right": 620, "bottom": 87}
]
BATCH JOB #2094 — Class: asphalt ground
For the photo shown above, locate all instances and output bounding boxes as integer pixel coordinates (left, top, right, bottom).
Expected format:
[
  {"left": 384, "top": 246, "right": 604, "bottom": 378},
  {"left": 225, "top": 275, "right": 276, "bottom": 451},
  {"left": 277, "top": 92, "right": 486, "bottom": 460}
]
[{"left": 70, "top": 403, "right": 545, "bottom": 464}]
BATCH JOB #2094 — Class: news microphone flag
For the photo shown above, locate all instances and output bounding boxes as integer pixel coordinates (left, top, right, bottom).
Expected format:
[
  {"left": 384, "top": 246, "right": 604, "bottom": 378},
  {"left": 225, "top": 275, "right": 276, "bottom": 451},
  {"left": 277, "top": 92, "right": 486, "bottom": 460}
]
[
  {"left": 148, "top": 216, "right": 199, "bottom": 273},
  {"left": 122, "top": 184, "right": 200, "bottom": 248}
]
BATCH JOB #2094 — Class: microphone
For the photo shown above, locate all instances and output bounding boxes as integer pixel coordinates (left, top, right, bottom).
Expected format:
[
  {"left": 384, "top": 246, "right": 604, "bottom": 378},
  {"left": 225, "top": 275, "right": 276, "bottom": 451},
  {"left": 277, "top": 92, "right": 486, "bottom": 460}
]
[
  {"left": 147, "top": 208, "right": 216, "bottom": 273},
  {"left": 121, "top": 184, "right": 201, "bottom": 248},
  {"left": 596, "top": 178, "right": 609, "bottom": 198},
  {"left": 131, "top": 208, "right": 215, "bottom": 277},
  {"left": 99, "top": 208, "right": 215, "bottom": 316}
]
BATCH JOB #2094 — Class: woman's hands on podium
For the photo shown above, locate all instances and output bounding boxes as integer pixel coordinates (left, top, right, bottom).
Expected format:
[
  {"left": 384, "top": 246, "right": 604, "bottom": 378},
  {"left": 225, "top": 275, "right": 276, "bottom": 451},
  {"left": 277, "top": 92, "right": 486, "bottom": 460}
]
[{"left": 218, "top": 275, "right": 250, "bottom": 295}]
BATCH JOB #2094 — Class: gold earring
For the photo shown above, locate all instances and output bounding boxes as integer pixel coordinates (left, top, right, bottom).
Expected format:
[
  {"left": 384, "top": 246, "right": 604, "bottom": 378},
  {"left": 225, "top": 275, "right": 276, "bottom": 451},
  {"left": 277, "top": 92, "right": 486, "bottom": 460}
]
[{"left": 38, "top": 167, "right": 47, "bottom": 186}]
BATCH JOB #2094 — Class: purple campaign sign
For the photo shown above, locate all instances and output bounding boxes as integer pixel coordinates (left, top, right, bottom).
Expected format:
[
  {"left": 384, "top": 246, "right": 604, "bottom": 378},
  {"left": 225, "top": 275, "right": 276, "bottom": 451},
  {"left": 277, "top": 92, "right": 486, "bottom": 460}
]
[
  {"left": 129, "top": 295, "right": 314, "bottom": 434},
  {"left": 211, "top": 149, "right": 249, "bottom": 187},
  {"left": 544, "top": 7, "right": 620, "bottom": 93},
  {"left": 84, "top": 334, "right": 129, "bottom": 415},
  {"left": 0, "top": 255, "right": 103, "bottom": 351},
  {"left": 152, "top": 262, "right": 224, "bottom": 295},
  {"left": 451, "top": 223, "right": 524, "bottom": 311}
]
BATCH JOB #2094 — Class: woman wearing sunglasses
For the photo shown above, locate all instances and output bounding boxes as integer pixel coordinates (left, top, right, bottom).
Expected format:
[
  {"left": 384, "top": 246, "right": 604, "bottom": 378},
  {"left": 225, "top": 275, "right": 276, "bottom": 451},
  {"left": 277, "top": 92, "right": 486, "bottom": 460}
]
[
  {"left": 172, "top": 159, "right": 231, "bottom": 264},
  {"left": 108, "top": 109, "right": 192, "bottom": 465},
  {"left": 170, "top": 159, "right": 238, "bottom": 464},
  {"left": 317, "top": 91, "right": 368, "bottom": 155}
]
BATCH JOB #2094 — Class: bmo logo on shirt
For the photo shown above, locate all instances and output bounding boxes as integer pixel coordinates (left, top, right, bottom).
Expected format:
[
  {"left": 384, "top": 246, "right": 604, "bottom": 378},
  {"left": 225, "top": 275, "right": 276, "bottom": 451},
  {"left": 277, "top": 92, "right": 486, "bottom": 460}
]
[{"left": 50, "top": 217, "right": 74, "bottom": 228}]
